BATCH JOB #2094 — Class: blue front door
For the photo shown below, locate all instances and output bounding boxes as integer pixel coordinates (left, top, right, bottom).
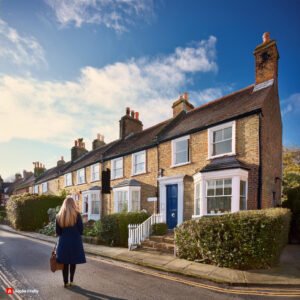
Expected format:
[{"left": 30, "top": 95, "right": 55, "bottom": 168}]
[{"left": 166, "top": 184, "right": 178, "bottom": 229}]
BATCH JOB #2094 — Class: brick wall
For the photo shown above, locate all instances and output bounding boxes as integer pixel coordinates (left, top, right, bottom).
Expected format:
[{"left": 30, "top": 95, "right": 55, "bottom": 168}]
[{"left": 260, "top": 86, "right": 282, "bottom": 207}]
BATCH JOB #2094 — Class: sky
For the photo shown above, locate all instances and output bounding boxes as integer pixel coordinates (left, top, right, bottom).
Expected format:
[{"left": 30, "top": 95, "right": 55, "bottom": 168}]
[{"left": 0, "top": 0, "right": 299, "bottom": 181}]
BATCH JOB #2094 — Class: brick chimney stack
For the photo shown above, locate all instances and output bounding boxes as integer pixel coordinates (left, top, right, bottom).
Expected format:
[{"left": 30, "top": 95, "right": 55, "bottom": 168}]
[
  {"left": 71, "top": 138, "right": 88, "bottom": 161},
  {"left": 57, "top": 156, "right": 65, "bottom": 167},
  {"left": 253, "top": 32, "right": 279, "bottom": 85},
  {"left": 92, "top": 133, "right": 106, "bottom": 150},
  {"left": 172, "top": 92, "right": 194, "bottom": 117},
  {"left": 33, "top": 162, "right": 46, "bottom": 177},
  {"left": 119, "top": 107, "right": 143, "bottom": 139}
]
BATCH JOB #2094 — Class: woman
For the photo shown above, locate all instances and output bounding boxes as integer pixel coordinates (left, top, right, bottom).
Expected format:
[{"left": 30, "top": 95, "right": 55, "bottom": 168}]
[{"left": 56, "top": 196, "right": 86, "bottom": 287}]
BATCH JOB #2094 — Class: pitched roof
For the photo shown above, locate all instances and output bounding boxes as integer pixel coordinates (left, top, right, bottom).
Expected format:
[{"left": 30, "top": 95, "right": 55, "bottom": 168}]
[
  {"left": 63, "top": 140, "right": 119, "bottom": 173},
  {"left": 113, "top": 179, "right": 142, "bottom": 188},
  {"left": 200, "top": 156, "right": 250, "bottom": 173},
  {"left": 14, "top": 174, "right": 36, "bottom": 191},
  {"left": 103, "top": 120, "right": 170, "bottom": 160},
  {"left": 158, "top": 84, "right": 273, "bottom": 142}
]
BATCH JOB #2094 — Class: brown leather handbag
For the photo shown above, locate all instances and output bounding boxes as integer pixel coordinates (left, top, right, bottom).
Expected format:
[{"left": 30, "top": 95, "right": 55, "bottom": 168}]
[{"left": 50, "top": 242, "right": 64, "bottom": 272}]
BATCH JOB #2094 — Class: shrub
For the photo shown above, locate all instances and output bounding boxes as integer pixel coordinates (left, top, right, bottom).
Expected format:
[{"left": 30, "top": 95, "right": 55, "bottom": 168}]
[
  {"left": 6, "top": 193, "right": 64, "bottom": 231},
  {"left": 175, "top": 208, "right": 291, "bottom": 270},
  {"left": 84, "top": 220, "right": 102, "bottom": 237},
  {"left": 101, "top": 211, "right": 149, "bottom": 247},
  {"left": 0, "top": 206, "right": 6, "bottom": 223},
  {"left": 39, "top": 221, "right": 56, "bottom": 236},
  {"left": 152, "top": 223, "right": 168, "bottom": 236}
]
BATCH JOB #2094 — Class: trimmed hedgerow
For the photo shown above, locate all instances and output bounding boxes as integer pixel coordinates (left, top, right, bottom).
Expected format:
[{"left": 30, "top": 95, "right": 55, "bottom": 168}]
[
  {"left": 101, "top": 211, "right": 149, "bottom": 247},
  {"left": 175, "top": 208, "right": 291, "bottom": 270},
  {"left": 152, "top": 223, "right": 168, "bottom": 236},
  {"left": 6, "top": 193, "right": 64, "bottom": 231}
]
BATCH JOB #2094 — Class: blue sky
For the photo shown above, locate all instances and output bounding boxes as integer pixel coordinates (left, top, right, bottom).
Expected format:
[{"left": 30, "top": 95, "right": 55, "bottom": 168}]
[{"left": 0, "top": 0, "right": 299, "bottom": 180}]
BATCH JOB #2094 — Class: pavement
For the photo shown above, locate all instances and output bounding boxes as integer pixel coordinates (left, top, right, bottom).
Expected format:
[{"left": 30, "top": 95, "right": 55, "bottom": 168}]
[{"left": 1, "top": 224, "right": 299, "bottom": 287}]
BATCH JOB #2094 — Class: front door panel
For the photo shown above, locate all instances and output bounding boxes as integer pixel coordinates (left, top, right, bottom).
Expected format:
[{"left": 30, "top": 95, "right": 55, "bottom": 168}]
[{"left": 166, "top": 184, "right": 178, "bottom": 229}]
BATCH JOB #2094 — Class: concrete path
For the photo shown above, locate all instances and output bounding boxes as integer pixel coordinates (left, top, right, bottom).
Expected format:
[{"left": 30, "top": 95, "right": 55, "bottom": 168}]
[{"left": 1, "top": 225, "right": 299, "bottom": 287}]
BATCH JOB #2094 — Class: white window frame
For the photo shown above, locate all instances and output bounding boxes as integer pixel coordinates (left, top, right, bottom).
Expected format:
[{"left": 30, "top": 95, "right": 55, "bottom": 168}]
[
  {"left": 64, "top": 173, "right": 72, "bottom": 187},
  {"left": 82, "top": 190, "right": 101, "bottom": 221},
  {"left": 132, "top": 150, "right": 146, "bottom": 176},
  {"left": 111, "top": 157, "right": 123, "bottom": 180},
  {"left": 113, "top": 186, "right": 141, "bottom": 213},
  {"left": 33, "top": 185, "right": 39, "bottom": 194},
  {"left": 193, "top": 168, "right": 248, "bottom": 218},
  {"left": 77, "top": 168, "right": 85, "bottom": 185},
  {"left": 90, "top": 163, "right": 100, "bottom": 182},
  {"left": 171, "top": 135, "right": 190, "bottom": 167},
  {"left": 208, "top": 121, "right": 236, "bottom": 159},
  {"left": 42, "top": 182, "right": 48, "bottom": 193}
]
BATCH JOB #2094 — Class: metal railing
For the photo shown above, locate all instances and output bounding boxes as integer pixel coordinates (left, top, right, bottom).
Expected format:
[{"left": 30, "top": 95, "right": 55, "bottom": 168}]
[{"left": 128, "top": 213, "right": 163, "bottom": 250}]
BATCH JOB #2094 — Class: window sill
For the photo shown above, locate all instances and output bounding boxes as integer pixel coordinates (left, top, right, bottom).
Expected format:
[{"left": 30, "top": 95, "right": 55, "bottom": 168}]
[
  {"left": 171, "top": 161, "right": 191, "bottom": 168},
  {"left": 111, "top": 176, "right": 124, "bottom": 181},
  {"left": 90, "top": 179, "right": 100, "bottom": 183},
  {"left": 207, "top": 153, "right": 236, "bottom": 160},
  {"left": 64, "top": 185, "right": 73, "bottom": 188},
  {"left": 131, "top": 171, "right": 147, "bottom": 177},
  {"left": 76, "top": 182, "right": 86, "bottom": 186}
]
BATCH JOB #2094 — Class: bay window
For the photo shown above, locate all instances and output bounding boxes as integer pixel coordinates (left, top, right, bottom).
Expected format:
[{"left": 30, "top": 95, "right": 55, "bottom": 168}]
[{"left": 113, "top": 186, "right": 141, "bottom": 213}]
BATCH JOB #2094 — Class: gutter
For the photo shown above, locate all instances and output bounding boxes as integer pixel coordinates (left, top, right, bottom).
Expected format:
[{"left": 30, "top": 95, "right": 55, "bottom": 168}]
[{"left": 257, "top": 112, "right": 263, "bottom": 209}]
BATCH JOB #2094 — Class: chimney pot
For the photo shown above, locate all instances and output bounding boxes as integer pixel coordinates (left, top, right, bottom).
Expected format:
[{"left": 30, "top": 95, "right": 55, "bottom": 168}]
[
  {"left": 61, "top": 156, "right": 64, "bottom": 160},
  {"left": 131, "top": 110, "right": 135, "bottom": 118},
  {"left": 75, "top": 140, "right": 78, "bottom": 147},
  {"left": 97, "top": 133, "right": 101, "bottom": 140},
  {"left": 126, "top": 107, "right": 130, "bottom": 115},
  {"left": 135, "top": 112, "right": 139, "bottom": 120},
  {"left": 183, "top": 92, "right": 188, "bottom": 100},
  {"left": 262, "top": 32, "right": 271, "bottom": 44}
]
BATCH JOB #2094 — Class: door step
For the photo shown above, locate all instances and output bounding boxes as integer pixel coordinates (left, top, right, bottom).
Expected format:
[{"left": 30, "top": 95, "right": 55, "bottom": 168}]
[{"left": 140, "top": 233, "right": 175, "bottom": 254}]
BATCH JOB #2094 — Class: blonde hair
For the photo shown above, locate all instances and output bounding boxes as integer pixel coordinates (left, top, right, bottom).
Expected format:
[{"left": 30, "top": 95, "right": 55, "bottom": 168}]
[{"left": 56, "top": 197, "right": 79, "bottom": 228}]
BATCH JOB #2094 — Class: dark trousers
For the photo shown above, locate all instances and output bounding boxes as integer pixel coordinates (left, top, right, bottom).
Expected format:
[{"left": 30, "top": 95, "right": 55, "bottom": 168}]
[{"left": 62, "top": 264, "right": 76, "bottom": 284}]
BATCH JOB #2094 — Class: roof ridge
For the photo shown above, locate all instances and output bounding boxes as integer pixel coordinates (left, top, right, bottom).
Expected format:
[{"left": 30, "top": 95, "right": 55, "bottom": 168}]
[{"left": 188, "top": 84, "right": 254, "bottom": 114}]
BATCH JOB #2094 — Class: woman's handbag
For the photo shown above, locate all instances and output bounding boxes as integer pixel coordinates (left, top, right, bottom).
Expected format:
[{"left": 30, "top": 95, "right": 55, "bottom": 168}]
[{"left": 50, "top": 242, "right": 64, "bottom": 272}]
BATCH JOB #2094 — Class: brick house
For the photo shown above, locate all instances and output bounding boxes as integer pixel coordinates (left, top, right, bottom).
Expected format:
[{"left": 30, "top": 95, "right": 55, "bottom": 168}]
[{"left": 30, "top": 33, "right": 282, "bottom": 229}]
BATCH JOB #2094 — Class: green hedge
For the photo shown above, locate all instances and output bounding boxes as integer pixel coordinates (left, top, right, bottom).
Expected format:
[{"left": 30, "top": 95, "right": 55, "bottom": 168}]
[
  {"left": 6, "top": 193, "right": 64, "bottom": 231},
  {"left": 175, "top": 208, "right": 291, "bottom": 270},
  {"left": 152, "top": 223, "right": 168, "bottom": 236},
  {"left": 101, "top": 211, "right": 149, "bottom": 247}
]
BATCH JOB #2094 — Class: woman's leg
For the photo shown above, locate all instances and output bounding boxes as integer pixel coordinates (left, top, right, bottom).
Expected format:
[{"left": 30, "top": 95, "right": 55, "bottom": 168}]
[
  {"left": 70, "top": 264, "right": 76, "bottom": 283},
  {"left": 62, "top": 264, "right": 69, "bottom": 284}
]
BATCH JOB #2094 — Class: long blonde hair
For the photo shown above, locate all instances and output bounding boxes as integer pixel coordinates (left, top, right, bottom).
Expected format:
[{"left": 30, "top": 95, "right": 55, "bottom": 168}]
[{"left": 56, "top": 197, "right": 79, "bottom": 227}]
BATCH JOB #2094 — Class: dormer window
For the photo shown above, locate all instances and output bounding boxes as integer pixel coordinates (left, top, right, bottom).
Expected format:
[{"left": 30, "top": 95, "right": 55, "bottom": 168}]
[{"left": 208, "top": 121, "right": 236, "bottom": 159}]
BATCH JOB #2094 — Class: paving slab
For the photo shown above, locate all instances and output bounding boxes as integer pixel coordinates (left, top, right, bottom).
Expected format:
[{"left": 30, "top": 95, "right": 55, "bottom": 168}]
[{"left": 164, "top": 258, "right": 193, "bottom": 272}]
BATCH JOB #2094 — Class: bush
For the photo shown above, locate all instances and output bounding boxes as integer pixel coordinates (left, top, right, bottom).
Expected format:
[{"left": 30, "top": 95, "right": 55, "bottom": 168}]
[
  {"left": 6, "top": 193, "right": 64, "bottom": 231},
  {"left": 282, "top": 187, "right": 300, "bottom": 242},
  {"left": 152, "top": 223, "right": 168, "bottom": 236},
  {"left": 0, "top": 206, "right": 6, "bottom": 223},
  {"left": 101, "top": 211, "right": 149, "bottom": 247},
  {"left": 39, "top": 221, "right": 56, "bottom": 236},
  {"left": 175, "top": 208, "right": 291, "bottom": 270},
  {"left": 83, "top": 220, "right": 102, "bottom": 237}
]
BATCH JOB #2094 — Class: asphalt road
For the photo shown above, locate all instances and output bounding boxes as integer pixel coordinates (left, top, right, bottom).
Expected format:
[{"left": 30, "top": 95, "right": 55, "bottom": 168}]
[{"left": 0, "top": 230, "right": 295, "bottom": 300}]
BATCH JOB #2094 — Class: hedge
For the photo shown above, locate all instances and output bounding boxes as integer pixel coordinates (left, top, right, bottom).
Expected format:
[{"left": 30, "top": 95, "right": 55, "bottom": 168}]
[
  {"left": 175, "top": 208, "right": 291, "bottom": 270},
  {"left": 101, "top": 211, "right": 149, "bottom": 247},
  {"left": 6, "top": 193, "right": 64, "bottom": 231},
  {"left": 152, "top": 223, "right": 168, "bottom": 236}
]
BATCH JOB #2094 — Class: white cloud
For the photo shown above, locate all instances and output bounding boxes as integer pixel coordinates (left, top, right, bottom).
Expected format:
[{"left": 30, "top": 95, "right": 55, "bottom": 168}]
[
  {"left": 0, "top": 18, "right": 46, "bottom": 67},
  {"left": 282, "top": 93, "right": 300, "bottom": 116},
  {"left": 45, "top": 0, "right": 154, "bottom": 32},
  {"left": 0, "top": 36, "right": 220, "bottom": 149}
]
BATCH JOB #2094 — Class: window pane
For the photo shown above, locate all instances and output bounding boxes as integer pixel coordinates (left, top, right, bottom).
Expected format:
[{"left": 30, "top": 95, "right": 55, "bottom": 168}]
[
  {"left": 213, "top": 140, "right": 232, "bottom": 155},
  {"left": 215, "top": 180, "right": 223, "bottom": 195},
  {"left": 175, "top": 150, "right": 188, "bottom": 164},
  {"left": 213, "top": 129, "right": 223, "bottom": 142},
  {"left": 115, "top": 159, "right": 122, "bottom": 169},
  {"left": 91, "top": 201, "right": 100, "bottom": 214},
  {"left": 117, "top": 191, "right": 128, "bottom": 212},
  {"left": 224, "top": 179, "right": 232, "bottom": 195},
  {"left": 176, "top": 139, "right": 187, "bottom": 152},
  {"left": 135, "top": 153, "right": 145, "bottom": 164},
  {"left": 207, "top": 196, "right": 231, "bottom": 213},
  {"left": 131, "top": 191, "right": 140, "bottom": 212},
  {"left": 135, "top": 162, "right": 145, "bottom": 174},
  {"left": 223, "top": 127, "right": 232, "bottom": 139}
]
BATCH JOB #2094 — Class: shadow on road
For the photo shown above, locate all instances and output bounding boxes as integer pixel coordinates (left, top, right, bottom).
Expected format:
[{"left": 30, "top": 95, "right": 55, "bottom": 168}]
[{"left": 68, "top": 285, "right": 126, "bottom": 300}]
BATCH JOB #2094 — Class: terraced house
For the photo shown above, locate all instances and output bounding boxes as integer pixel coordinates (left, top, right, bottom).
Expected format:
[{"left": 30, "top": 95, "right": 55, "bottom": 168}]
[{"left": 31, "top": 33, "right": 282, "bottom": 229}]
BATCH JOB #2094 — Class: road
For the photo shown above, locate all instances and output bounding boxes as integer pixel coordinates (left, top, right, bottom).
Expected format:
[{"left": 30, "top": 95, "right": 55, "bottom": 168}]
[{"left": 0, "top": 229, "right": 297, "bottom": 300}]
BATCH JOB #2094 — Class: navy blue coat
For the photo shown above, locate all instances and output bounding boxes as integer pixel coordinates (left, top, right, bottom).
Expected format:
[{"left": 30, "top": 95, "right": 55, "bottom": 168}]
[{"left": 56, "top": 213, "right": 86, "bottom": 264}]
